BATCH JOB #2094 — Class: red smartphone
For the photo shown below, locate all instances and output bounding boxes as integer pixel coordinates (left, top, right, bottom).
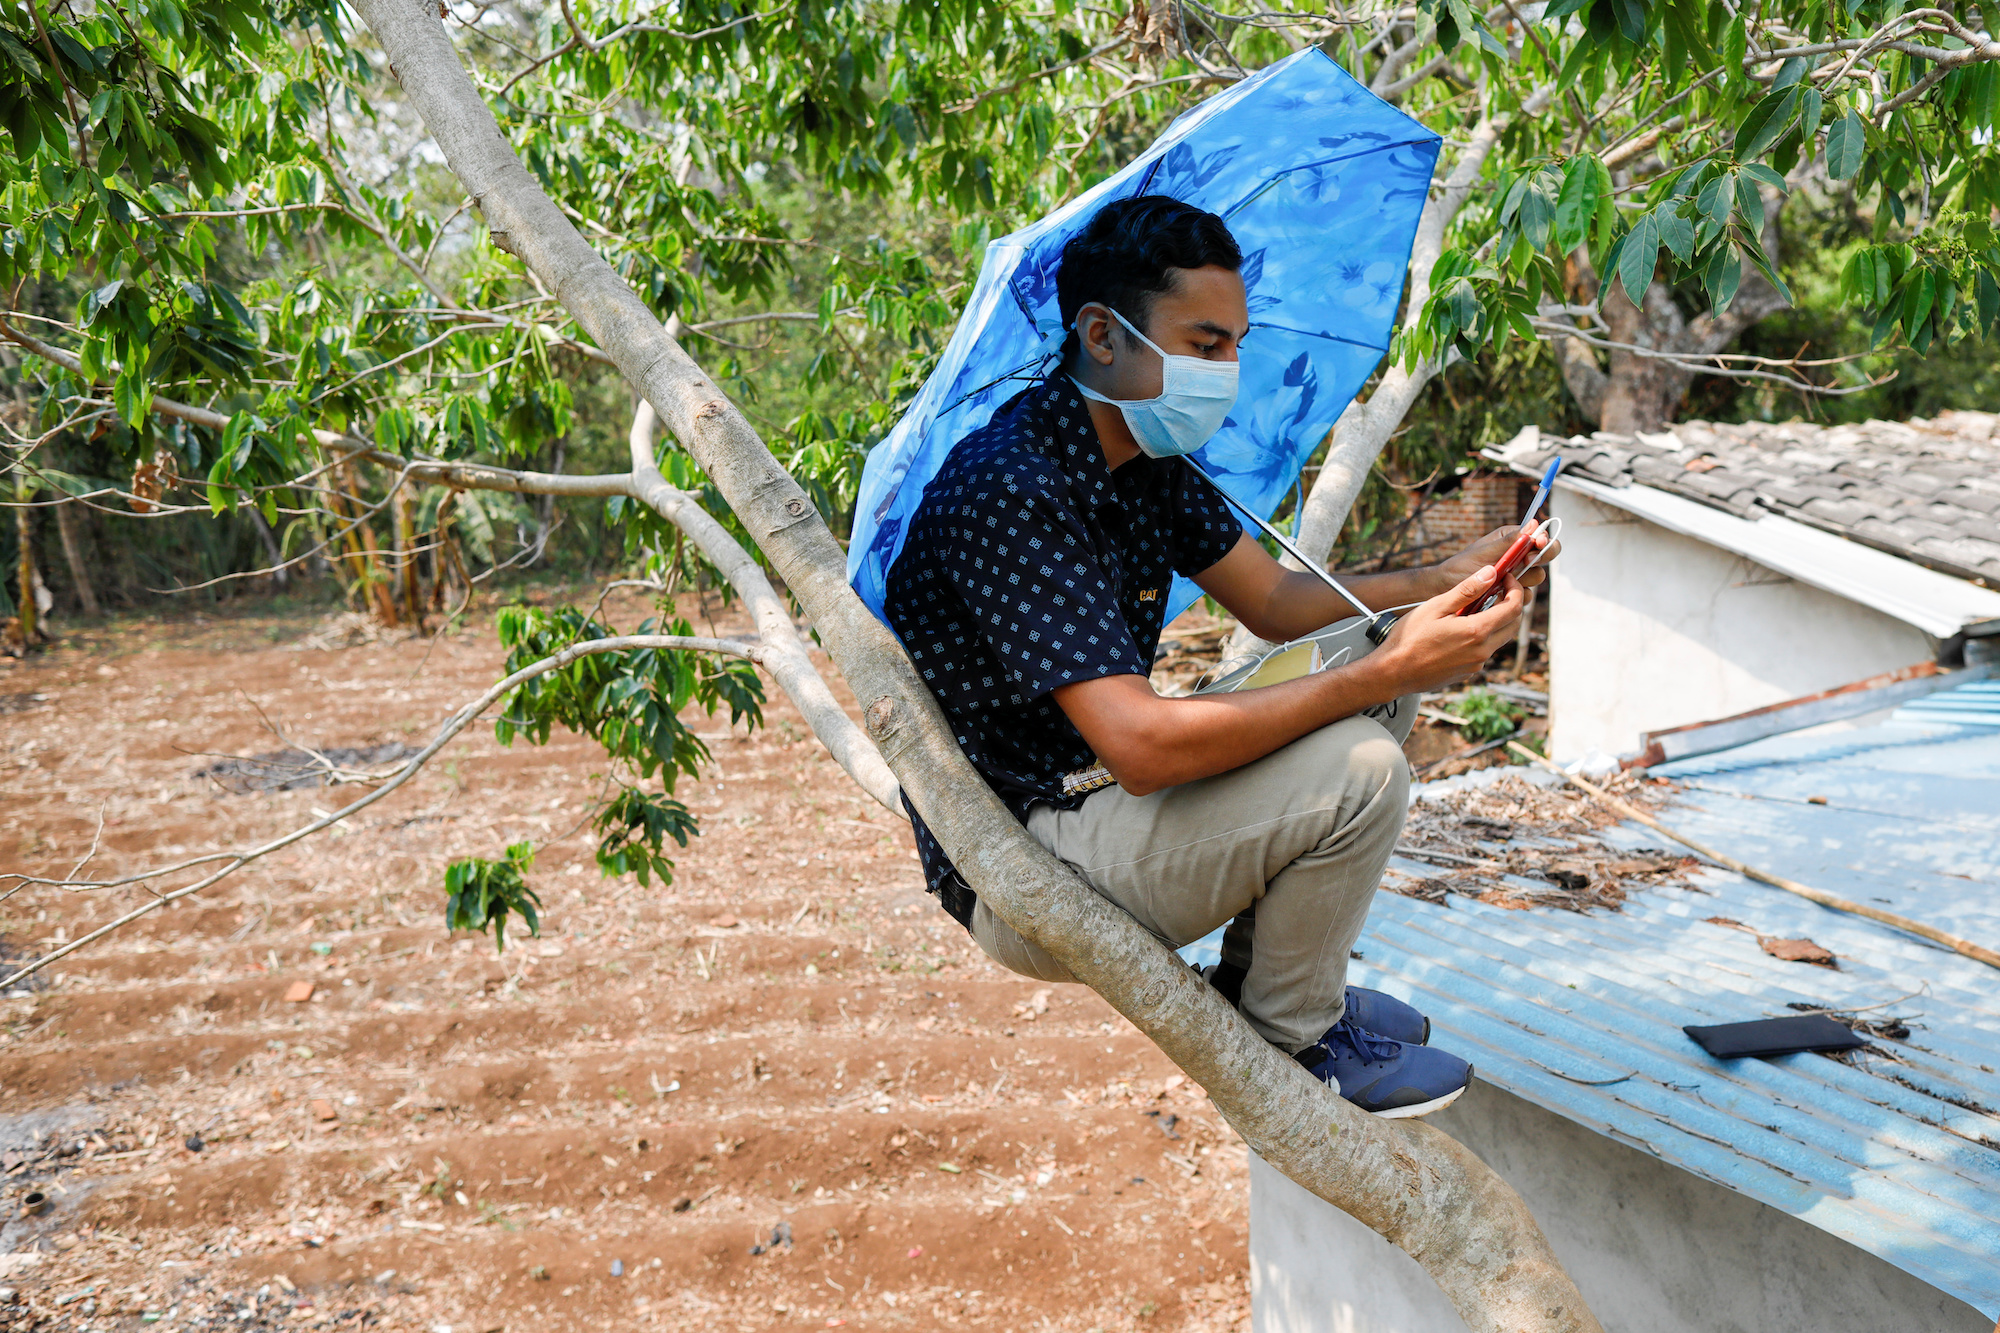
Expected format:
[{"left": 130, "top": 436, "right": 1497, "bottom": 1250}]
[
  {"left": 1458, "top": 522, "right": 1542, "bottom": 616},
  {"left": 1459, "top": 455, "right": 1563, "bottom": 617}
]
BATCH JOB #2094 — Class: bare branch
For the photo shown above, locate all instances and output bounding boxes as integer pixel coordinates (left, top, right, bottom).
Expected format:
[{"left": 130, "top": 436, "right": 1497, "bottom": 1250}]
[
  {"left": 945, "top": 37, "right": 1127, "bottom": 113},
  {"left": 1526, "top": 318, "right": 1893, "bottom": 394}
]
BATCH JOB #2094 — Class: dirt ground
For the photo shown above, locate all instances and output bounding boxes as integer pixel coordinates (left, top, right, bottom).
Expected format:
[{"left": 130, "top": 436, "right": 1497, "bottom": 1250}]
[{"left": 0, "top": 591, "right": 1257, "bottom": 1333}]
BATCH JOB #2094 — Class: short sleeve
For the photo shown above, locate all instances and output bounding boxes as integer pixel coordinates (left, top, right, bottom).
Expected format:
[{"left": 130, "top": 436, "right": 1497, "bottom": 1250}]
[
  {"left": 939, "top": 476, "right": 1148, "bottom": 701},
  {"left": 1169, "top": 460, "right": 1249, "bottom": 578}
]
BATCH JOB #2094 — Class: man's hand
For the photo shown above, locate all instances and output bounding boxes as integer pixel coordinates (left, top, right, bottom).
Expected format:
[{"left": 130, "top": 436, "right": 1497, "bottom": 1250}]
[
  {"left": 1436, "top": 523, "right": 1561, "bottom": 591},
  {"left": 1368, "top": 564, "right": 1526, "bottom": 695}
]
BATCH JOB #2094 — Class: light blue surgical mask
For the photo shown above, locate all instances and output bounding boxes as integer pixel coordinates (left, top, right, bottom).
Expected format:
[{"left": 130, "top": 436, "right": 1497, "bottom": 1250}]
[{"left": 1071, "top": 307, "right": 1239, "bottom": 459}]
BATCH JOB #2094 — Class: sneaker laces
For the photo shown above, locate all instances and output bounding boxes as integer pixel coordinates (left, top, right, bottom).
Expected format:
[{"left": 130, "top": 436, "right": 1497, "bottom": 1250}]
[{"left": 1324, "top": 1016, "right": 1401, "bottom": 1067}]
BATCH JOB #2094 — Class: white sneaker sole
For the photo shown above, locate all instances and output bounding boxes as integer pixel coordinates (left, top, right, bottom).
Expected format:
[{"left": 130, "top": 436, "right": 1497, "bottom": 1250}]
[{"left": 1368, "top": 1078, "right": 1470, "bottom": 1120}]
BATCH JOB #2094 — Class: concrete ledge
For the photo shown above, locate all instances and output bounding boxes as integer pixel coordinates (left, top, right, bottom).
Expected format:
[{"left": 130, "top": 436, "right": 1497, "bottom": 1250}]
[{"left": 1250, "top": 1080, "right": 1990, "bottom": 1333}]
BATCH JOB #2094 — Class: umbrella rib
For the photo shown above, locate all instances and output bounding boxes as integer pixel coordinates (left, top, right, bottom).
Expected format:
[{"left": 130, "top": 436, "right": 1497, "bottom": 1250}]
[
  {"left": 1246, "top": 323, "right": 1391, "bottom": 353},
  {"left": 1218, "top": 134, "right": 1445, "bottom": 218}
]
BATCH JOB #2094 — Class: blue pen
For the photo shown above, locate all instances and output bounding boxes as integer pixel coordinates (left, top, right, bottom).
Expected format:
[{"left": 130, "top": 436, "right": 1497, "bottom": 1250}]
[{"left": 1524, "top": 455, "right": 1562, "bottom": 525}]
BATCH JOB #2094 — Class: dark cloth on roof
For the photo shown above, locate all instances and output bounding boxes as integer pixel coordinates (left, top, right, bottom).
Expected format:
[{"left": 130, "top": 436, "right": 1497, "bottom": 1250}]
[{"left": 883, "top": 373, "right": 1244, "bottom": 928}]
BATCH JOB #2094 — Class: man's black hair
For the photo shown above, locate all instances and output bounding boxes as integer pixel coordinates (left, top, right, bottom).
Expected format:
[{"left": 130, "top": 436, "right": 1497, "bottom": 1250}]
[{"left": 1056, "top": 195, "right": 1241, "bottom": 362}]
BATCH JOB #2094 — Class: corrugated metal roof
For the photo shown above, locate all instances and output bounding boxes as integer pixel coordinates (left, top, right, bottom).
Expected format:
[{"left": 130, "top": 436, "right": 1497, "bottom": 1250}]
[{"left": 1192, "top": 680, "right": 2000, "bottom": 1318}]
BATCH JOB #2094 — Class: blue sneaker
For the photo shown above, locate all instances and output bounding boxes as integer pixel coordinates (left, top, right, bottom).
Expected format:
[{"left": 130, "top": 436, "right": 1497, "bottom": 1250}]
[
  {"left": 1341, "top": 986, "right": 1430, "bottom": 1047},
  {"left": 1297, "top": 1018, "right": 1472, "bottom": 1119},
  {"left": 1202, "top": 964, "right": 1431, "bottom": 1047}
]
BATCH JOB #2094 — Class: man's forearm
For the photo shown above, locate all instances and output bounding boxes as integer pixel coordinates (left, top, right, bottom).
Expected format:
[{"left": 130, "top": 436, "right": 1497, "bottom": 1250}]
[{"left": 1056, "top": 654, "right": 1408, "bottom": 796}]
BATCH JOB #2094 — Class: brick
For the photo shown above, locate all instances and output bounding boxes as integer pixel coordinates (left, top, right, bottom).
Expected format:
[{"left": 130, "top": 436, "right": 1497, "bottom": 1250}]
[{"left": 284, "top": 980, "right": 315, "bottom": 1003}]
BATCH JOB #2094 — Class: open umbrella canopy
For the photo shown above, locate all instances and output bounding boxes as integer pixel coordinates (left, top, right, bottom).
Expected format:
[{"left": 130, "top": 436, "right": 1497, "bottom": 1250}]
[{"left": 848, "top": 47, "right": 1442, "bottom": 626}]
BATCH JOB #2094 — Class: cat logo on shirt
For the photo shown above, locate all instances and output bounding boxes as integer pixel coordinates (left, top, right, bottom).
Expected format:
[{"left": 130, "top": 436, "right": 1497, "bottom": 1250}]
[{"left": 1137, "top": 588, "right": 1161, "bottom": 602}]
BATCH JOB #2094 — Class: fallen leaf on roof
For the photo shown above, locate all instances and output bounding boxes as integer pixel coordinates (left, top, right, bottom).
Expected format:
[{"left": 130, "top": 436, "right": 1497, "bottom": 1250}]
[{"left": 1760, "top": 937, "right": 1837, "bottom": 967}]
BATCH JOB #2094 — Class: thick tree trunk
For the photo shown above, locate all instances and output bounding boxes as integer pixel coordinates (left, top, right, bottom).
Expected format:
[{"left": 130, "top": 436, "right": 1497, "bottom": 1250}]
[
  {"left": 352, "top": 4, "right": 1602, "bottom": 1328},
  {"left": 52, "top": 496, "right": 98, "bottom": 616}
]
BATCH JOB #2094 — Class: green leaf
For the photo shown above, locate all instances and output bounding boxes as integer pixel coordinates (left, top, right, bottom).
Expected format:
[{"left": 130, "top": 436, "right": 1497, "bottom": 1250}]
[
  {"left": 1617, "top": 213, "right": 1659, "bottom": 303},
  {"left": 1826, "top": 112, "right": 1865, "bottom": 180},
  {"left": 82, "top": 278, "right": 124, "bottom": 326},
  {"left": 1704, "top": 245, "right": 1742, "bottom": 312},
  {"left": 1734, "top": 87, "right": 1799, "bottom": 161},
  {"left": 441, "top": 844, "right": 541, "bottom": 952},
  {"left": 1903, "top": 268, "right": 1935, "bottom": 338},
  {"left": 1609, "top": 0, "right": 1650, "bottom": 44},
  {"left": 1720, "top": 14, "right": 1747, "bottom": 80},
  {"left": 1592, "top": 158, "right": 1617, "bottom": 248},
  {"left": 1740, "top": 163, "right": 1787, "bottom": 192},
  {"left": 1696, "top": 171, "right": 1734, "bottom": 243},
  {"left": 0, "top": 29, "right": 41, "bottom": 78},
  {"left": 1554, "top": 156, "right": 1602, "bottom": 255},
  {"left": 1734, "top": 173, "right": 1764, "bottom": 227},
  {"left": 1657, "top": 207, "right": 1695, "bottom": 262},
  {"left": 113, "top": 368, "right": 150, "bottom": 430},
  {"left": 1977, "top": 269, "right": 2000, "bottom": 336}
]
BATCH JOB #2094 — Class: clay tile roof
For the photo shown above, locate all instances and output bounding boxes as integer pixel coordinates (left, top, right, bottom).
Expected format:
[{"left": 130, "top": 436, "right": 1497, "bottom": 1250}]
[{"left": 1492, "top": 411, "right": 2000, "bottom": 589}]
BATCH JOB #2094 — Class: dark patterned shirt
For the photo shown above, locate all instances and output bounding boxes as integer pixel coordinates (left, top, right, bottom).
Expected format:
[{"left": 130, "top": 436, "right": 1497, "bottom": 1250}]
[{"left": 883, "top": 374, "right": 1244, "bottom": 928}]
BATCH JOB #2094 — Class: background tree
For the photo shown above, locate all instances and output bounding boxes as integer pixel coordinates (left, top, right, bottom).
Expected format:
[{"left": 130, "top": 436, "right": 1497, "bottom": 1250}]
[{"left": 3, "top": 0, "right": 1997, "bottom": 1324}]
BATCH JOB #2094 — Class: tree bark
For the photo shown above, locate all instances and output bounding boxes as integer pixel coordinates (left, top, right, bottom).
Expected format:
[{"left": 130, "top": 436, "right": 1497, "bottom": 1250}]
[
  {"left": 351, "top": 4, "right": 1603, "bottom": 1328},
  {"left": 14, "top": 487, "right": 37, "bottom": 643},
  {"left": 52, "top": 495, "right": 99, "bottom": 616}
]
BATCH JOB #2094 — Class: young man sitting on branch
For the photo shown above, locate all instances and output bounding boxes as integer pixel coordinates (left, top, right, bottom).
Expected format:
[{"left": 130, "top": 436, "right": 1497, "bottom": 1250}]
[{"left": 883, "top": 195, "right": 1555, "bottom": 1118}]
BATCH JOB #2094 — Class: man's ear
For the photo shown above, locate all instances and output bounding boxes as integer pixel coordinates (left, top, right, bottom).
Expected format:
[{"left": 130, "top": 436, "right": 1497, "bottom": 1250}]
[{"left": 1075, "top": 303, "right": 1117, "bottom": 367}]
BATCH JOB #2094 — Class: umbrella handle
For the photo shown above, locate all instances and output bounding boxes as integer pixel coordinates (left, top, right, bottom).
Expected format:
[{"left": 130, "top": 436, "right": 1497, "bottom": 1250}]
[{"left": 1183, "top": 458, "right": 1396, "bottom": 643}]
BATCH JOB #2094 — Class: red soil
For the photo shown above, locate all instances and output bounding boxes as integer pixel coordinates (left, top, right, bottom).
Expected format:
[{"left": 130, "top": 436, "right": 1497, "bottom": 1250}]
[{"left": 0, "top": 593, "right": 1250, "bottom": 1332}]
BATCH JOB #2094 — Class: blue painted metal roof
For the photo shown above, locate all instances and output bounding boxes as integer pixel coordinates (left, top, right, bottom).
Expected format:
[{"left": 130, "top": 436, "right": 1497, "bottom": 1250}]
[{"left": 1191, "top": 680, "right": 2000, "bottom": 1317}]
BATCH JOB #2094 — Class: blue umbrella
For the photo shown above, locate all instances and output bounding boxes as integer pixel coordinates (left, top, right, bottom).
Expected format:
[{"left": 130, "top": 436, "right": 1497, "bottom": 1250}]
[{"left": 847, "top": 47, "right": 1441, "bottom": 626}]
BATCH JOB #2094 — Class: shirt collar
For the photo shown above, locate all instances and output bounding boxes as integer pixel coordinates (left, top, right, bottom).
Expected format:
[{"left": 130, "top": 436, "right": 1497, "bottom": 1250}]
[{"left": 1034, "top": 374, "right": 1118, "bottom": 510}]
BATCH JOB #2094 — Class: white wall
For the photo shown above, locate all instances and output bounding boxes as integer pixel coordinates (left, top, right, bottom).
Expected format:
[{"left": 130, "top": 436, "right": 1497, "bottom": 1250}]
[
  {"left": 1547, "top": 490, "right": 1936, "bottom": 760},
  {"left": 1250, "top": 1081, "right": 1991, "bottom": 1333}
]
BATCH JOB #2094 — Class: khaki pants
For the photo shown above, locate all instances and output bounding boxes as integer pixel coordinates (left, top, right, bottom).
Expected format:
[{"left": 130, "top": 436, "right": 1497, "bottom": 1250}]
[{"left": 969, "top": 714, "right": 1410, "bottom": 1053}]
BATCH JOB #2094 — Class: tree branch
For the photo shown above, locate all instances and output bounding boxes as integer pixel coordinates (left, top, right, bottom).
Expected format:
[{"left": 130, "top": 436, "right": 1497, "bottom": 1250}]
[{"left": 625, "top": 399, "right": 904, "bottom": 814}]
